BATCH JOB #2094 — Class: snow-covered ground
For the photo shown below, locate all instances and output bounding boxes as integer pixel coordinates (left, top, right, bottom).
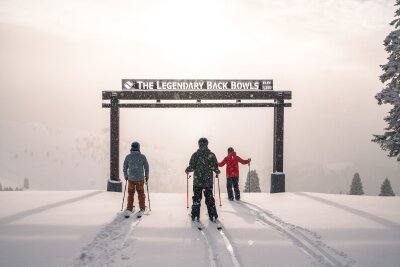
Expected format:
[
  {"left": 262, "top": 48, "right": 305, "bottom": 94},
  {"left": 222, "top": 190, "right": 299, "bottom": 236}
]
[{"left": 0, "top": 190, "right": 399, "bottom": 267}]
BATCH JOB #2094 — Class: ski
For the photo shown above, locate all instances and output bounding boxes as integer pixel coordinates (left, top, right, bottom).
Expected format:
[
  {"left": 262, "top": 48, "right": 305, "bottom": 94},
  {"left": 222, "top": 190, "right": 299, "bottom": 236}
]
[
  {"left": 210, "top": 218, "right": 223, "bottom": 230},
  {"left": 193, "top": 220, "right": 204, "bottom": 230}
]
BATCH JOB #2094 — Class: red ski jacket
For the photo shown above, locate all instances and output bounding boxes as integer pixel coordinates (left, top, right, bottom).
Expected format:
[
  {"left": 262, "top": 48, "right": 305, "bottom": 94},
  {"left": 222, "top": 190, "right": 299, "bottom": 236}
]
[{"left": 218, "top": 152, "right": 249, "bottom": 178}]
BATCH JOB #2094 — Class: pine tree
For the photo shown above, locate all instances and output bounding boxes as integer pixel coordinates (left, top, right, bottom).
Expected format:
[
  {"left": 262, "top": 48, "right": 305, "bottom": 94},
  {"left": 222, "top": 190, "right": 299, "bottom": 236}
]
[
  {"left": 0, "top": 183, "right": 2, "bottom": 191},
  {"left": 373, "top": 0, "right": 400, "bottom": 161},
  {"left": 24, "top": 178, "right": 29, "bottom": 190},
  {"left": 349, "top": 172, "right": 365, "bottom": 195},
  {"left": 379, "top": 178, "right": 396, "bottom": 196},
  {"left": 244, "top": 170, "right": 261, "bottom": 192}
]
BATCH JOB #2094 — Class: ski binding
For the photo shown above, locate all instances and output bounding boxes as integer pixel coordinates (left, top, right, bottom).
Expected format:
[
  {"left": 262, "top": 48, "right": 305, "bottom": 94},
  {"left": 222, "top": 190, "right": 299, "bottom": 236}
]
[
  {"left": 124, "top": 209, "right": 134, "bottom": 218},
  {"left": 194, "top": 220, "right": 204, "bottom": 230},
  {"left": 137, "top": 209, "right": 145, "bottom": 218},
  {"left": 211, "top": 218, "right": 223, "bottom": 230}
]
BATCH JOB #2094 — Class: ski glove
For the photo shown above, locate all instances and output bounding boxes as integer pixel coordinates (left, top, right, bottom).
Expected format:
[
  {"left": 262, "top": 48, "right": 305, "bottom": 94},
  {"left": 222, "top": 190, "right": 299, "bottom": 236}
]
[
  {"left": 124, "top": 176, "right": 128, "bottom": 181},
  {"left": 145, "top": 176, "right": 149, "bottom": 182}
]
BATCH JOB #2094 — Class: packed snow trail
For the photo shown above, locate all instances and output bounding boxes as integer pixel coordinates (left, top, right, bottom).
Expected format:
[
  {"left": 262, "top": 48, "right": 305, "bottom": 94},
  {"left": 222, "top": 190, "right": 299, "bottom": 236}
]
[
  {"left": 236, "top": 201, "right": 355, "bottom": 267},
  {"left": 69, "top": 212, "right": 143, "bottom": 267},
  {"left": 67, "top": 193, "right": 356, "bottom": 267},
  {"left": 2, "top": 191, "right": 399, "bottom": 267},
  {"left": 71, "top": 194, "right": 220, "bottom": 267}
]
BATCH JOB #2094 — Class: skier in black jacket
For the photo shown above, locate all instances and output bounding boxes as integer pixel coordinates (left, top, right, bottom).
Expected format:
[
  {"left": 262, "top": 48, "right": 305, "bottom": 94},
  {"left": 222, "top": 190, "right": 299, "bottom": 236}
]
[{"left": 185, "top": 137, "right": 220, "bottom": 222}]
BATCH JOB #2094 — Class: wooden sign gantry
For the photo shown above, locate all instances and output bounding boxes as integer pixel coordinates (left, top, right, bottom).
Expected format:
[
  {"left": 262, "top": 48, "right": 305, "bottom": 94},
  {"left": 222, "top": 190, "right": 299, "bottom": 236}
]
[{"left": 102, "top": 80, "right": 292, "bottom": 193}]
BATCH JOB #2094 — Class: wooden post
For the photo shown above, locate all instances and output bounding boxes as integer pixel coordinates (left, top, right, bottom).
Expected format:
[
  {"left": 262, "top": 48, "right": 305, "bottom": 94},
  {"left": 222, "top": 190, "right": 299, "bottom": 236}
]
[
  {"left": 271, "top": 95, "right": 285, "bottom": 193},
  {"left": 107, "top": 95, "right": 122, "bottom": 192}
]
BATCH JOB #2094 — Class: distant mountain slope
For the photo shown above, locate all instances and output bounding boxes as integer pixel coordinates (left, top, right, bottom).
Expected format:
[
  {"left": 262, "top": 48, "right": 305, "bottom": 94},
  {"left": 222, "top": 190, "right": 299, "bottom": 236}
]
[
  {"left": 0, "top": 120, "right": 109, "bottom": 189},
  {"left": 0, "top": 120, "right": 183, "bottom": 191}
]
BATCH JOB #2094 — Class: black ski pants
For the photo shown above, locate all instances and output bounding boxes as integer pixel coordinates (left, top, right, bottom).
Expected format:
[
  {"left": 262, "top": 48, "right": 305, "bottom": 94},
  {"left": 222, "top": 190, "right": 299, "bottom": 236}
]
[
  {"left": 227, "top": 177, "right": 240, "bottom": 200},
  {"left": 191, "top": 186, "right": 218, "bottom": 221}
]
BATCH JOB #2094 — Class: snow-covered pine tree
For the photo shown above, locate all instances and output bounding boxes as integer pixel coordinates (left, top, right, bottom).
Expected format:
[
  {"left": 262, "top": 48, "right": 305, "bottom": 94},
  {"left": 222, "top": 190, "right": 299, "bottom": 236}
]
[
  {"left": 349, "top": 172, "right": 365, "bottom": 195},
  {"left": 24, "top": 178, "right": 29, "bottom": 190},
  {"left": 379, "top": 178, "right": 396, "bottom": 196},
  {"left": 244, "top": 170, "right": 261, "bottom": 192},
  {"left": 373, "top": 0, "right": 400, "bottom": 161}
]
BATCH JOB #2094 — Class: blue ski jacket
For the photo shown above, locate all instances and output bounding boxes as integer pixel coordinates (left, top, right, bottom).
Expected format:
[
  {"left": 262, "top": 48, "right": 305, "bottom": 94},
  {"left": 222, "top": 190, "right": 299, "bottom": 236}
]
[{"left": 123, "top": 151, "right": 149, "bottom": 181}]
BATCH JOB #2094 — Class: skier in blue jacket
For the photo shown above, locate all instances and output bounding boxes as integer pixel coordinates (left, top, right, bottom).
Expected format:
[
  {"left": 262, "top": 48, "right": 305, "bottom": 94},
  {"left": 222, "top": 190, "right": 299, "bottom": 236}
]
[{"left": 123, "top": 142, "right": 149, "bottom": 217}]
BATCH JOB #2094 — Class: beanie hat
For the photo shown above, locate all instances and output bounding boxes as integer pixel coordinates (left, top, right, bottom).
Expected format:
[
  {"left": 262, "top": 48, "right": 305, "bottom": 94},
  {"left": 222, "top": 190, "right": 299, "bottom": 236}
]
[
  {"left": 198, "top": 137, "right": 208, "bottom": 148},
  {"left": 131, "top": 142, "right": 140, "bottom": 152},
  {"left": 228, "top": 147, "right": 234, "bottom": 153}
]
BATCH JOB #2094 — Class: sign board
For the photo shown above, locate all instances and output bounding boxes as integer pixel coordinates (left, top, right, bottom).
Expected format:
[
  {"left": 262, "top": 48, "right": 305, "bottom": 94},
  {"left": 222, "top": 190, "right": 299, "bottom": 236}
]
[{"left": 122, "top": 79, "right": 273, "bottom": 90}]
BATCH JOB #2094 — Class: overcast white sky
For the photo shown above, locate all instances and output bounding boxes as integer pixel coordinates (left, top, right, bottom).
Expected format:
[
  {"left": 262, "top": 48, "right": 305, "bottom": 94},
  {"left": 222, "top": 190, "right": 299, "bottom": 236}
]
[{"left": 0, "top": 0, "right": 398, "bottom": 193}]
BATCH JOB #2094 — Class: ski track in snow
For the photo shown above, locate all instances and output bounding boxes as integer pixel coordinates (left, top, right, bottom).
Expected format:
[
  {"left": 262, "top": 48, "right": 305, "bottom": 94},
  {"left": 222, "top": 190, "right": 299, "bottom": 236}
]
[
  {"left": 215, "top": 225, "right": 242, "bottom": 267},
  {"left": 237, "top": 201, "right": 356, "bottom": 267},
  {"left": 195, "top": 221, "right": 218, "bottom": 267},
  {"left": 68, "top": 201, "right": 354, "bottom": 267},
  {"left": 68, "top": 212, "right": 142, "bottom": 267},
  {"left": 195, "top": 219, "right": 243, "bottom": 267}
]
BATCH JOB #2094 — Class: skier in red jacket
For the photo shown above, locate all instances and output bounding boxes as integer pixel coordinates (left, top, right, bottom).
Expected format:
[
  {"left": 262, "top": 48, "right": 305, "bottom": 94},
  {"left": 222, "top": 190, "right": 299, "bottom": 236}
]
[{"left": 218, "top": 147, "right": 251, "bottom": 201}]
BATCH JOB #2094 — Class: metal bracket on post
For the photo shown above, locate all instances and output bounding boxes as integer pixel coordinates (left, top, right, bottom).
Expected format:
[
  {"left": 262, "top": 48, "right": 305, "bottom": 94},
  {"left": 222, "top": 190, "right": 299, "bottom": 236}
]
[{"left": 271, "top": 172, "right": 285, "bottom": 193}]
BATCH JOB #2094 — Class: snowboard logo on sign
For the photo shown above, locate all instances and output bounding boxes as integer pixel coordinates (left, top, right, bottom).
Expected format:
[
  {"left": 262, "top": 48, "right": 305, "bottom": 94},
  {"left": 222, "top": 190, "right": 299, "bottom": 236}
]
[{"left": 123, "top": 80, "right": 136, "bottom": 90}]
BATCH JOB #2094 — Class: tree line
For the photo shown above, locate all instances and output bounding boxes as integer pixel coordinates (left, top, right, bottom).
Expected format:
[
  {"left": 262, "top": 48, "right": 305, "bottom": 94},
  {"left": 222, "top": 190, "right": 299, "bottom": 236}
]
[
  {"left": 0, "top": 178, "right": 29, "bottom": 192},
  {"left": 243, "top": 169, "right": 396, "bottom": 196},
  {"left": 349, "top": 172, "right": 396, "bottom": 196}
]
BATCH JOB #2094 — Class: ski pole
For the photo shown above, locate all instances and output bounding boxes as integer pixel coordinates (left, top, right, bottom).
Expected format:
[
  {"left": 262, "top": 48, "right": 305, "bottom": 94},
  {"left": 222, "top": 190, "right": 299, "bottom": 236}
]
[
  {"left": 146, "top": 180, "right": 151, "bottom": 211},
  {"left": 213, "top": 175, "right": 216, "bottom": 197},
  {"left": 121, "top": 179, "right": 128, "bottom": 211},
  {"left": 186, "top": 173, "right": 190, "bottom": 209},
  {"left": 217, "top": 174, "right": 222, "bottom": 207},
  {"left": 248, "top": 161, "right": 251, "bottom": 194}
]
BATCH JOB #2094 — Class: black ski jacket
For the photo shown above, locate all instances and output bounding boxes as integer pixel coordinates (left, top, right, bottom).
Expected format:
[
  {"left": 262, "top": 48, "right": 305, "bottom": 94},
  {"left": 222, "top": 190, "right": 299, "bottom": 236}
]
[{"left": 186, "top": 147, "right": 220, "bottom": 188}]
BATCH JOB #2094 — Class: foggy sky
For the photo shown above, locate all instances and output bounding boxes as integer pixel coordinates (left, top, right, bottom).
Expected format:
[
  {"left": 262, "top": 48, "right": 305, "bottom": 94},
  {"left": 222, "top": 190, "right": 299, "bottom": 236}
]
[{"left": 0, "top": 0, "right": 398, "bottom": 194}]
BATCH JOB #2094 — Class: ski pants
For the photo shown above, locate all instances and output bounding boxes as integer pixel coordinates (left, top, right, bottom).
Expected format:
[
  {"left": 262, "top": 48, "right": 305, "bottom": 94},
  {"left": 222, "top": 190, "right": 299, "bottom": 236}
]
[
  {"left": 127, "top": 180, "right": 146, "bottom": 211},
  {"left": 227, "top": 177, "right": 240, "bottom": 200},
  {"left": 191, "top": 186, "right": 218, "bottom": 220}
]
